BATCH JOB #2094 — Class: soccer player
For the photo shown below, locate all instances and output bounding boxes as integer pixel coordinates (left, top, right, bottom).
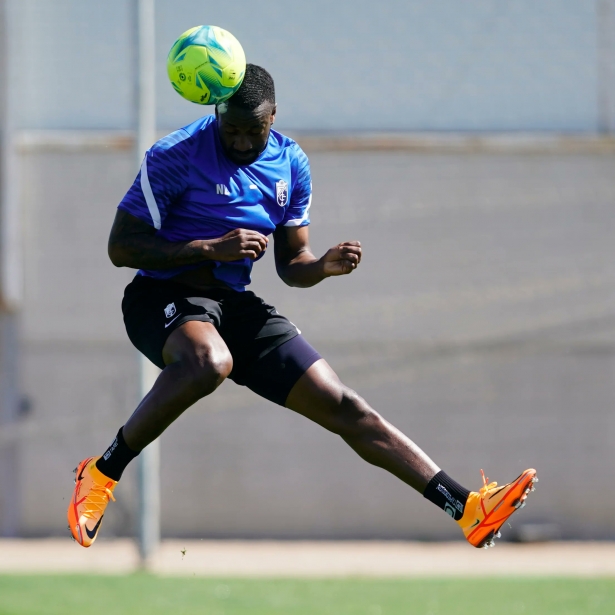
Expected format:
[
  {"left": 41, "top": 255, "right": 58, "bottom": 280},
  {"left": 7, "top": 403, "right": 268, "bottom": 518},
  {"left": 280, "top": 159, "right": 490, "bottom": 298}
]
[{"left": 68, "top": 64, "right": 536, "bottom": 549}]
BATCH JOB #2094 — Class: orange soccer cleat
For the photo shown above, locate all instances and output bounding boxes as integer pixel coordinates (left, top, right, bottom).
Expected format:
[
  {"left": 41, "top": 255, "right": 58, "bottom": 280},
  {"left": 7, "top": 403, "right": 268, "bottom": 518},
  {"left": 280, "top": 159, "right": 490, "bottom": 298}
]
[
  {"left": 67, "top": 457, "right": 117, "bottom": 547},
  {"left": 458, "top": 468, "right": 538, "bottom": 549}
]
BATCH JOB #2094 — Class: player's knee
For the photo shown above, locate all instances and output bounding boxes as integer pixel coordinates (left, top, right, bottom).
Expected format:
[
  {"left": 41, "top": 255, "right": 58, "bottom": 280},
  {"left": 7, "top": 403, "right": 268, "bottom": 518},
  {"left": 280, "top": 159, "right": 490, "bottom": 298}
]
[
  {"left": 330, "top": 386, "right": 383, "bottom": 438},
  {"left": 182, "top": 347, "right": 233, "bottom": 398}
]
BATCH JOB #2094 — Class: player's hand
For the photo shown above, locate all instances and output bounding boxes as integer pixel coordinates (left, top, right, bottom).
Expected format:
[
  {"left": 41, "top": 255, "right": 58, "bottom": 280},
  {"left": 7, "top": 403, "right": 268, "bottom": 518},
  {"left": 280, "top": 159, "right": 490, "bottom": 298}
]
[
  {"left": 204, "top": 228, "right": 269, "bottom": 261},
  {"left": 321, "top": 241, "right": 362, "bottom": 277}
]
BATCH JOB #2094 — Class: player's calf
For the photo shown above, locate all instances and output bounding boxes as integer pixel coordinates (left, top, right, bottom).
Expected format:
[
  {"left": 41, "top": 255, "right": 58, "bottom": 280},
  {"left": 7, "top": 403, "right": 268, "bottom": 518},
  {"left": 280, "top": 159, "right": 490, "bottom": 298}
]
[
  {"left": 288, "top": 372, "right": 439, "bottom": 492},
  {"left": 287, "top": 363, "right": 538, "bottom": 547},
  {"left": 329, "top": 390, "right": 539, "bottom": 548},
  {"left": 123, "top": 347, "right": 232, "bottom": 451},
  {"left": 68, "top": 333, "right": 234, "bottom": 546}
]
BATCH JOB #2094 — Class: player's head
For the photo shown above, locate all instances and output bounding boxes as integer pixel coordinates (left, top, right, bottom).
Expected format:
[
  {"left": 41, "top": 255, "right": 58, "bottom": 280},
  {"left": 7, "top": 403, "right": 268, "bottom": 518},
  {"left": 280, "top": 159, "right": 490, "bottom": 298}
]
[{"left": 215, "top": 64, "right": 276, "bottom": 166}]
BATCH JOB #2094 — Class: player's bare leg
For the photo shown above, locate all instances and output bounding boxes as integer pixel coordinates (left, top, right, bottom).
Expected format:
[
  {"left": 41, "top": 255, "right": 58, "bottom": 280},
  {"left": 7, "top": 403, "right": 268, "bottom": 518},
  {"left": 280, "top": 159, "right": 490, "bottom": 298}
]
[
  {"left": 122, "top": 321, "right": 232, "bottom": 450},
  {"left": 286, "top": 359, "right": 537, "bottom": 548},
  {"left": 70, "top": 320, "right": 536, "bottom": 549},
  {"left": 68, "top": 321, "right": 231, "bottom": 546},
  {"left": 286, "top": 359, "right": 439, "bottom": 492}
]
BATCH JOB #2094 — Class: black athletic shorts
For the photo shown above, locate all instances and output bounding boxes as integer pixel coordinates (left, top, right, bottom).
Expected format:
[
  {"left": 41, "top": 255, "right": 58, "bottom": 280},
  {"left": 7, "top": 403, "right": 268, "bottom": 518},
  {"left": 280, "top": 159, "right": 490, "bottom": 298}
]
[{"left": 122, "top": 275, "right": 321, "bottom": 406}]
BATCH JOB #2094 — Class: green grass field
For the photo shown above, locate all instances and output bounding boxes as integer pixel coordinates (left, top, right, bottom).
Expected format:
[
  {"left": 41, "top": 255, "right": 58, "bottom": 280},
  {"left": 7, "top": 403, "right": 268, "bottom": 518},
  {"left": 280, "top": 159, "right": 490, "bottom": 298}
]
[{"left": 0, "top": 576, "right": 614, "bottom": 615}]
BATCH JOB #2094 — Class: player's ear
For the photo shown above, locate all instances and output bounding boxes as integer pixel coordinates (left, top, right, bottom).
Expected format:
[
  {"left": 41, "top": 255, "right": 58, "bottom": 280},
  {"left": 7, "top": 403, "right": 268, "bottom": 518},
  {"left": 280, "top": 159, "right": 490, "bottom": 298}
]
[{"left": 271, "top": 104, "right": 277, "bottom": 124}]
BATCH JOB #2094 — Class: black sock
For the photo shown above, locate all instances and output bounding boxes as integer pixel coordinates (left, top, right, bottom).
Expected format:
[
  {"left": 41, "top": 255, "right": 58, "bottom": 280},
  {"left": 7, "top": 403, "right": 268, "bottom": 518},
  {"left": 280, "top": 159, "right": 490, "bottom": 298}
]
[
  {"left": 423, "top": 471, "right": 471, "bottom": 521},
  {"left": 95, "top": 427, "right": 140, "bottom": 481}
]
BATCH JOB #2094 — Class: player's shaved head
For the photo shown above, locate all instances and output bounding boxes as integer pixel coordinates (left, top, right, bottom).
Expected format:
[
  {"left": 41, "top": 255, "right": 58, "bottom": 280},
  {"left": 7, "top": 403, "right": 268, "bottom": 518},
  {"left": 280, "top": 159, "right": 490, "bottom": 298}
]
[
  {"left": 221, "top": 64, "right": 276, "bottom": 113},
  {"left": 215, "top": 64, "right": 277, "bottom": 166}
]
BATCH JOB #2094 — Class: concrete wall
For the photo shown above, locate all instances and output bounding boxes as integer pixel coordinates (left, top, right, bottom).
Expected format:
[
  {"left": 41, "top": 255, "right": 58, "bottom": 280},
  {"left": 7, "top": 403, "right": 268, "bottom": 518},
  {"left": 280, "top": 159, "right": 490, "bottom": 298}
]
[
  {"left": 8, "top": 0, "right": 615, "bottom": 132},
  {"left": 15, "top": 145, "right": 615, "bottom": 539},
  {"left": 2, "top": 0, "right": 614, "bottom": 541}
]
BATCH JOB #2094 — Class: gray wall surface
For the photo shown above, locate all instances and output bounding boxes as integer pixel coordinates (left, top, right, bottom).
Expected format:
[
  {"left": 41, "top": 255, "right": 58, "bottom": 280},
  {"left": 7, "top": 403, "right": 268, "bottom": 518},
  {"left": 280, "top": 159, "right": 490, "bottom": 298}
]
[
  {"left": 7, "top": 0, "right": 615, "bottom": 132},
  {"left": 14, "top": 147, "right": 615, "bottom": 540},
  {"left": 2, "top": 0, "right": 614, "bottom": 542}
]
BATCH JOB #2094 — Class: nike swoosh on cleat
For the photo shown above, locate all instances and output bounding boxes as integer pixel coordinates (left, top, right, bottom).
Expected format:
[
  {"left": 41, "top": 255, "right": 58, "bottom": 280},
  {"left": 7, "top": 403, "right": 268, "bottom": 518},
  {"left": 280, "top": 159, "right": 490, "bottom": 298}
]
[
  {"left": 164, "top": 314, "right": 182, "bottom": 328},
  {"left": 470, "top": 519, "right": 481, "bottom": 528},
  {"left": 77, "top": 458, "right": 93, "bottom": 482},
  {"left": 85, "top": 515, "right": 104, "bottom": 540}
]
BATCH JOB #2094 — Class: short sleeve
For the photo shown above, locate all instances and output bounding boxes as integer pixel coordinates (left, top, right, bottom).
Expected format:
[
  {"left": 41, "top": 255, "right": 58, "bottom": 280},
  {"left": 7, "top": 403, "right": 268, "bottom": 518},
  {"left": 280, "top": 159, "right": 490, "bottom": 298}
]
[
  {"left": 118, "top": 129, "right": 193, "bottom": 229},
  {"left": 281, "top": 144, "right": 312, "bottom": 227}
]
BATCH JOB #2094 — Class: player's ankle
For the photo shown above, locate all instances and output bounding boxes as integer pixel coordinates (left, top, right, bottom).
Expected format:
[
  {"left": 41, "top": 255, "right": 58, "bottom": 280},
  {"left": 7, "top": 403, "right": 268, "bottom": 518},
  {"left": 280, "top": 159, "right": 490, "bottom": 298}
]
[
  {"left": 422, "top": 470, "right": 471, "bottom": 521},
  {"left": 95, "top": 426, "right": 140, "bottom": 481}
]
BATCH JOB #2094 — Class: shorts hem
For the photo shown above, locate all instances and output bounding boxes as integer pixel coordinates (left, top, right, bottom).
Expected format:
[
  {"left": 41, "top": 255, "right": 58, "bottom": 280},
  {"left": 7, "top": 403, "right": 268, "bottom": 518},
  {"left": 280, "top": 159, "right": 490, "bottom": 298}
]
[{"left": 281, "top": 350, "right": 322, "bottom": 407}]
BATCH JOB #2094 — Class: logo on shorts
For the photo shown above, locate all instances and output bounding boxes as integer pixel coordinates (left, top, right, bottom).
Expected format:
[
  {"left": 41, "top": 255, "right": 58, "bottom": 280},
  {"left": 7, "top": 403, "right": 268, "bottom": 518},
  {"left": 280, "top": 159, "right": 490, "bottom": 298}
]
[
  {"left": 164, "top": 302, "right": 176, "bottom": 318},
  {"left": 275, "top": 180, "right": 288, "bottom": 207}
]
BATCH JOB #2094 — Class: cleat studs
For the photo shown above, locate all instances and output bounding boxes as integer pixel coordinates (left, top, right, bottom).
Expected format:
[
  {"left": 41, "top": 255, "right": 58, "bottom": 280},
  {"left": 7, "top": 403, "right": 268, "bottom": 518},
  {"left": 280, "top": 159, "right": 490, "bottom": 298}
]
[
  {"left": 480, "top": 531, "right": 497, "bottom": 549},
  {"left": 520, "top": 501, "right": 526, "bottom": 509},
  {"left": 496, "top": 532, "right": 501, "bottom": 538}
]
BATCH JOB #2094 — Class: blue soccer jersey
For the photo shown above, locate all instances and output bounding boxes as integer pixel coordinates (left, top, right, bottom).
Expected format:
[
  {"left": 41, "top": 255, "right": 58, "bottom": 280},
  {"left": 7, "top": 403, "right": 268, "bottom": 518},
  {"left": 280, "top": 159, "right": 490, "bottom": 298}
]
[{"left": 118, "top": 114, "right": 312, "bottom": 291}]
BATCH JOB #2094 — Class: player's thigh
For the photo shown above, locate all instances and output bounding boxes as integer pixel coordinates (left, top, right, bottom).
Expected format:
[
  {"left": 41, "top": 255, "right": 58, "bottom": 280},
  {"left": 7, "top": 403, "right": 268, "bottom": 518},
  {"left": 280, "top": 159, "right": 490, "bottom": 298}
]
[
  {"left": 286, "top": 359, "right": 344, "bottom": 410},
  {"left": 285, "top": 359, "right": 371, "bottom": 435},
  {"left": 242, "top": 335, "right": 370, "bottom": 434},
  {"left": 162, "top": 320, "right": 233, "bottom": 378},
  {"left": 240, "top": 334, "right": 321, "bottom": 406}
]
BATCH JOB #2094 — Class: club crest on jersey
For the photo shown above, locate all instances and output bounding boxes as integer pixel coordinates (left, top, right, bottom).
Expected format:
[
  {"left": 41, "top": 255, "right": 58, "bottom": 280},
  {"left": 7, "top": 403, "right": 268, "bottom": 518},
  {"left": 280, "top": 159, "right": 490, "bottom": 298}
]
[
  {"left": 276, "top": 180, "right": 288, "bottom": 207},
  {"left": 164, "top": 302, "right": 176, "bottom": 318}
]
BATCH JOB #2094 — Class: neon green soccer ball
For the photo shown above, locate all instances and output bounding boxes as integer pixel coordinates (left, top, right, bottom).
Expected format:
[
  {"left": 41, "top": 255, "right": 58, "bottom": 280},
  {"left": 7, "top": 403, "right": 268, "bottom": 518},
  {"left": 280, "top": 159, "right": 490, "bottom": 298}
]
[{"left": 167, "top": 25, "right": 246, "bottom": 105}]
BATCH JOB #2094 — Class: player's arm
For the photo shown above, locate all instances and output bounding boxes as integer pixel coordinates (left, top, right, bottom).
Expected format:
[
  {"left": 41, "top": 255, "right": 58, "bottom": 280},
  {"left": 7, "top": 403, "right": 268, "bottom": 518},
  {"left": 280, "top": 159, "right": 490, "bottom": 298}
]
[
  {"left": 273, "top": 225, "right": 361, "bottom": 288},
  {"left": 108, "top": 210, "right": 268, "bottom": 269}
]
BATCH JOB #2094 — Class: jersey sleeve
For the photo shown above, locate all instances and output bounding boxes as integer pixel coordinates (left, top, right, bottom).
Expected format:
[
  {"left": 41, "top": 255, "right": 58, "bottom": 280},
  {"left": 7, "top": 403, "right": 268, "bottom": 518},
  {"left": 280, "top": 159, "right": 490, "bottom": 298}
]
[
  {"left": 118, "top": 129, "right": 193, "bottom": 229},
  {"left": 281, "top": 144, "right": 312, "bottom": 227}
]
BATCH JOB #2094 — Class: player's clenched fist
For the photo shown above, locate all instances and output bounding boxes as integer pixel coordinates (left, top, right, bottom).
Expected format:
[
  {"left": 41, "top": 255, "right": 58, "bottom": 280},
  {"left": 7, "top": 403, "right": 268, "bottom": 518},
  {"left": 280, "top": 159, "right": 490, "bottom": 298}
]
[
  {"left": 205, "top": 228, "right": 269, "bottom": 261},
  {"left": 321, "top": 241, "right": 362, "bottom": 277}
]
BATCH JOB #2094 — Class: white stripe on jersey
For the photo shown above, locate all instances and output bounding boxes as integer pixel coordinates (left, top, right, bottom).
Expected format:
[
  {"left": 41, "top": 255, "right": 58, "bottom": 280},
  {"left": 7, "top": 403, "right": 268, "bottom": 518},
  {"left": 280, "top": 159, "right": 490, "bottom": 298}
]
[
  {"left": 140, "top": 155, "right": 162, "bottom": 230},
  {"left": 284, "top": 192, "right": 312, "bottom": 227}
]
